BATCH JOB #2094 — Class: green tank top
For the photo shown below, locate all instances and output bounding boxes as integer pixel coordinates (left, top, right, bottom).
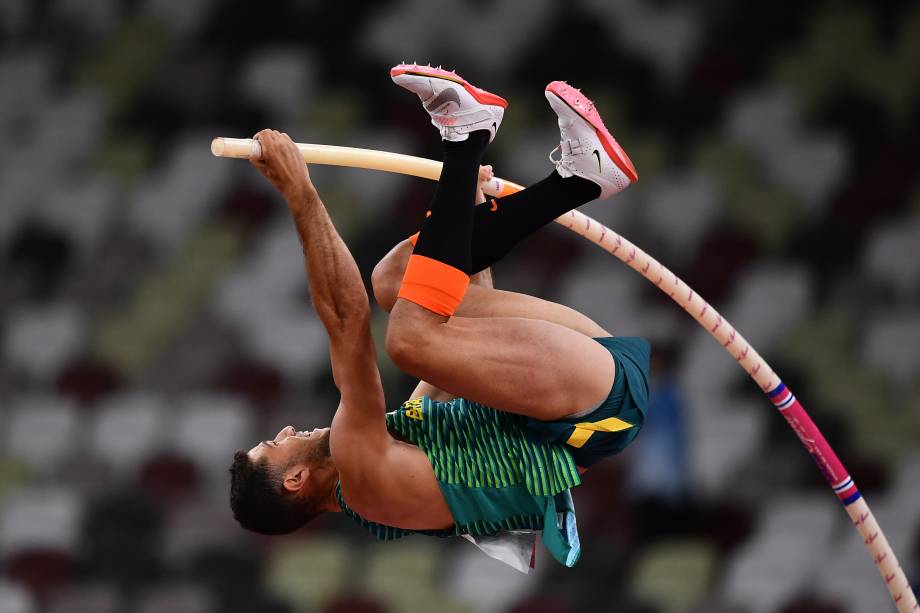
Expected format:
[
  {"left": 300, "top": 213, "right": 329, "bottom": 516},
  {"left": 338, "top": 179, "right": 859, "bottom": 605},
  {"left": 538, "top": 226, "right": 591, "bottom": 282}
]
[{"left": 336, "top": 396, "right": 584, "bottom": 566}]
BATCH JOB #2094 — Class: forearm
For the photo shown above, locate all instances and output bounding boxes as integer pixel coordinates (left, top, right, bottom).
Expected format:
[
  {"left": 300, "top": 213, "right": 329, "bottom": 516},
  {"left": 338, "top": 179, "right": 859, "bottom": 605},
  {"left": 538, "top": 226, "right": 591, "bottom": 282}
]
[{"left": 288, "top": 187, "right": 370, "bottom": 336}]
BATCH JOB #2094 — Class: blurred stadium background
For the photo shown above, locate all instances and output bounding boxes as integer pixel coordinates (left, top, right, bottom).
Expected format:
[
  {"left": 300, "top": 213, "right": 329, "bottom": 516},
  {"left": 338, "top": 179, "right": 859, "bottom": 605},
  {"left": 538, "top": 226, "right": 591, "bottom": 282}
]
[{"left": 1, "top": 0, "right": 919, "bottom": 612}]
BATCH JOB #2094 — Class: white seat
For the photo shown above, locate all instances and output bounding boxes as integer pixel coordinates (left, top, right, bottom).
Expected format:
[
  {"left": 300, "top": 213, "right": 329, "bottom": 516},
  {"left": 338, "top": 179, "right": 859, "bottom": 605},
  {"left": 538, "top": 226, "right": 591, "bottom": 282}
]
[
  {"left": 558, "top": 258, "right": 643, "bottom": 333},
  {"left": 727, "top": 86, "right": 846, "bottom": 215},
  {"left": 764, "top": 134, "right": 846, "bottom": 217},
  {"left": 0, "top": 53, "right": 50, "bottom": 155},
  {"left": 162, "top": 498, "right": 241, "bottom": 563},
  {"left": 47, "top": 584, "right": 120, "bottom": 613},
  {"left": 135, "top": 584, "right": 214, "bottom": 613},
  {"left": 582, "top": 0, "right": 701, "bottom": 83},
  {"left": 247, "top": 310, "right": 329, "bottom": 380},
  {"left": 27, "top": 90, "right": 107, "bottom": 172},
  {"left": 3, "top": 303, "right": 86, "bottom": 383},
  {"left": 816, "top": 535, "right": 901, "bottom": 613},
  {"left": 721, "top": 535, "right": 813, "bottom": 613},
  {"left": 236, "top": 48, "right": 316, "bottom": 121},
  {"left": 90, "top": 393, "right": 166, "bottom": 474},
  {"left": 364, "top": 0, "right": 552, "bottom": 77},
  {"left": 170, "top": 395, "right": 253, "bottom": 488},
  {"left": 264, "top": 537, "right": 351, "bottom": 611},
  {"left": 862, "top": 311, "right": 920, "bottom": 386},
  {"left": 687, "top": 397, "right": 765, "bottom": 497},
  {"left": 758, "top": 495, "right": 838, "bottom": 540},
  {"left": 0, "top": 580, "right": 36, "bottom": 613},
  {"left": 863, "top": 214, "right": 920, "bottom": 298},
  {"left": 641, "top": 171, "right": 721, "bottom": 260},
  {"left": 139, "top": 0, "right": 215, "bottom": 37},
  {"left": 0, "top": 487, "right": 82, "bottom": 556},
  {"left": 39, "top": 178, "right": 116, "bottom": 259},
  {"left": 127, "top": 133, "right": 234, "bottom": 255},
  {"left": 444, "top": 541, "right": 537, "bottom": 613},
  {"left": 214, "top": 221, "right": 307, "bottom": 326},
  {"left": 50, "top": 0, "right": 118, "bottom": 37},
  {"left": 721, "top": 495, "right": 837, "bottom": 612},
  {"left": 724, "top": 264, "right": 811, "bottom": 352},
  {"left": 728, "top": 87, "right": 799, "bottom": 156},
  {"left": 4, "top": 395, "right": 80, "bottom": 476}
]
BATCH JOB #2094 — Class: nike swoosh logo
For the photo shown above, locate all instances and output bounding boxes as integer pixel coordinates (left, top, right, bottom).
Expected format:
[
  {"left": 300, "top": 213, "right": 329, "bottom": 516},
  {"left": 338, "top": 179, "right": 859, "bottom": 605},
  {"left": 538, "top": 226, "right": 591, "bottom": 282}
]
[
  {"left": 592, "top": 149, "right": 602, "bottom": 173},
  {"left": 424, "top": 88, "right": 461, "bottom": 112}
]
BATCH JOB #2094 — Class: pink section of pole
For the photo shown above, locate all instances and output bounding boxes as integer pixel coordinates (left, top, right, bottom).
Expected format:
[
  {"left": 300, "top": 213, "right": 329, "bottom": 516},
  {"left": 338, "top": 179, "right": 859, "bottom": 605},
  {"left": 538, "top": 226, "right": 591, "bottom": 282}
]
[{"left": 549, "top": 203, "right": 918, "bottom": 612}]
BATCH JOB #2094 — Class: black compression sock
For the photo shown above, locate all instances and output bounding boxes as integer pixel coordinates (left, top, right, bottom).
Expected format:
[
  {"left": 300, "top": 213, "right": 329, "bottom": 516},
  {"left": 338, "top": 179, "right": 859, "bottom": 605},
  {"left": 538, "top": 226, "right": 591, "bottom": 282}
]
[
  {"left": 413, "top": 130, "right": 490, "bottom": 274},
  {"left": 470, "top": 170, "right": 601, "bottom": 272}
]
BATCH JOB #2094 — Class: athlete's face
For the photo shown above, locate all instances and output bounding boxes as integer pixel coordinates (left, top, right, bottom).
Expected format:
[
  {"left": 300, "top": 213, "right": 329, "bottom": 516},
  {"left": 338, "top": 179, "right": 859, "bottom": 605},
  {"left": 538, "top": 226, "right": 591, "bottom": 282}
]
[{"left": 247, "top": 425, "right": 332, "bottom": 476}]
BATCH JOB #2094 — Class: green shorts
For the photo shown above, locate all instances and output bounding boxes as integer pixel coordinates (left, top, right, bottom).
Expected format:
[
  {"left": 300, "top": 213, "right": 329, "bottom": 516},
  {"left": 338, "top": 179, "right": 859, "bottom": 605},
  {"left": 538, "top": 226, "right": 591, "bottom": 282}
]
[{"left": 520, "top": 336, "right": 651, "bottom": 467}]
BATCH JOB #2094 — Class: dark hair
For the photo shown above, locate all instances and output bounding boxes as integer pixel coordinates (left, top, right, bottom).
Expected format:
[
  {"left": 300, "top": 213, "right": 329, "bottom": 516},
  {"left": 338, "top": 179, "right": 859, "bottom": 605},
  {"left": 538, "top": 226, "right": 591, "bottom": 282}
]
[{"left": 229, "top": 450, "right": 320, "bottom": 535}]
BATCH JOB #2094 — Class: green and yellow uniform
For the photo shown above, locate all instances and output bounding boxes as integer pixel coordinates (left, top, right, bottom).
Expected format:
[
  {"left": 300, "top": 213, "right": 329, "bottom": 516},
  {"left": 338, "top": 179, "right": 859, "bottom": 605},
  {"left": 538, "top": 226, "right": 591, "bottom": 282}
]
[{"left": 337, "top": 336, "right": 650, "bottom": 567}]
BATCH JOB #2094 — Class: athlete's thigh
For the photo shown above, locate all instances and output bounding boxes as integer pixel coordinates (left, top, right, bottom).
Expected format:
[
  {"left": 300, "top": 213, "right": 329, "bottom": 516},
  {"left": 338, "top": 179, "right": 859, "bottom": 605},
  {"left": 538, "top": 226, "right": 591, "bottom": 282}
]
[
  {"left": 459, "top": 285, "right": 610, "bottom": 338},
  {"left": 424, "top": 315, "right": 615, "bottom": 421}
]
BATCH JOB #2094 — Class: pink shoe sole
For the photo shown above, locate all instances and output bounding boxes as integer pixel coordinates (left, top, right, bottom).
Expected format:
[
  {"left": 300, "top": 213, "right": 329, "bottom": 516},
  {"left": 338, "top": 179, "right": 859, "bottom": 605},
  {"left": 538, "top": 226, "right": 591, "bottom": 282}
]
[
  {"left": 545, "top": 81, "right": 638, "bottom": 183},
  {"left": 391, "top": 64, "right": 508, "bottom": 109}
]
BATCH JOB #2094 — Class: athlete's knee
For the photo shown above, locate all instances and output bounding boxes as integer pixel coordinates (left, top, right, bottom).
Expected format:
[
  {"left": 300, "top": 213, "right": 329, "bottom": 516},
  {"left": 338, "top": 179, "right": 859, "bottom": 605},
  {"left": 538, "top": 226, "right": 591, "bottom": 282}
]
[
  {"left": 385, "top": 301, "right": 437, "bottom": 370},
  {"left": 371, "top": 261, "right": 399, "bottom": 313},
  {"left": 372, "top": 239, "right": 414, "bottom": 312}
]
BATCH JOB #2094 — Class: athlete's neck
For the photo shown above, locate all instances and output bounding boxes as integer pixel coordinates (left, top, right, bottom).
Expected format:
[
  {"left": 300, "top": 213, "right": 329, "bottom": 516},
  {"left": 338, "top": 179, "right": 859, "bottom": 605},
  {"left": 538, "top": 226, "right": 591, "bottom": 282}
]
[{"left": 318, "top": 470, "right": 342, "bottom": 513}]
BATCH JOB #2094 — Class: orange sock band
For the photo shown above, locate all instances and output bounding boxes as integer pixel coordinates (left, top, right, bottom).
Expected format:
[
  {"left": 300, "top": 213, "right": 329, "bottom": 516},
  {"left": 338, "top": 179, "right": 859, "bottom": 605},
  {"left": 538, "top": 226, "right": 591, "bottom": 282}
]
[
  {"left": 408, "top": 232, "right": 419, "bottom": 247},
  {"left": 397, "top": 254, "right": 470, "bottom": 316}
]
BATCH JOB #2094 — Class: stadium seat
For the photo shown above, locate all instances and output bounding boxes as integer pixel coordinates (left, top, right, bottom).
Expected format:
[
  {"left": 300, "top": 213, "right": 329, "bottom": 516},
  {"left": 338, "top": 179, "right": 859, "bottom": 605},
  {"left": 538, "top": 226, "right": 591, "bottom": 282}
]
[
  {"left": 4, "top": 395, "right": 80, "bottom": 476},
  {"left": 640, "top": 171, "right": 721, "bottom": 261},
  {"left": 863, "top": 213, "right": 920, "bottom": 298},
  {"left": 815, "top": 535, "right": 899, "bottom": 613},
  {"left": 134, "top": 583, "right": 215, "bottom": 613},
  {"left": 725, "top": 265, "right": 811, "bottom": 353},
  {"left": 0, "top": 487, "right": 82, "bottom": 557},
  {"left": 39, "top": 178, "right": 117, "bottom": 259},
  {"left": 49, "top": 0, "right": 118, "bottom": 36},
  {"left": 162, "top": 497, "right": 242, "bottom": 563},
  {"left": 93, "top": 222, "right": 241, "bottom": 376},
  {"left": 140, "top": 0, "right": 216, "bottom": 38},
  {"left": 236, "top": 47, "right": 316, "bottom": 122},
  {"left": 47, "top": 583, "right": 121, "bottom": 613},
  {"left": 4, "top": 548, "right": 76, "bottom": 603},
  {"left": 727, "top": 87, "right": 846, "bottom": 215},
  {"left": 862, "top": 310, "right": 920, "bottom": 386},
  {"left": 721, "top": 496, "right": 838, "bottom": 613},
  {"left": 3, "top": 303, "right": 86, "bottom": 382},
  {"left": 127, "top": 134, "right": 235, "bottom": 254},
  {"left": 323, "top": 594, "right": 389, "bottom": 613},
  {"left": 170, "top": 394, "right": 254, "bottom": 487},
  {"left": 444, "top": 540, "right": 536, "bottom": 613},
  {"left": 630, "top": 539, "right": 717, "bottom": 613},
  {"left": 89, "top": 393, "right": 166, "bottom": 475},
  {"left": 687, "top": 397, "right": 766, "bottom": 496},
  {"left": 265, "top": 537, "right": 351, "bottom": 611},
  {"left": 558, "top": 258, "right": 643, "bottom": 335},
  {"left": 362, "top": 541, "right": 465, "bottom": 612},
  {"left": 0, "top": 580, "right": 36, "bottom": 613},
  {"left": 28, "top": 90, "right": 108, "bottom": 173}
]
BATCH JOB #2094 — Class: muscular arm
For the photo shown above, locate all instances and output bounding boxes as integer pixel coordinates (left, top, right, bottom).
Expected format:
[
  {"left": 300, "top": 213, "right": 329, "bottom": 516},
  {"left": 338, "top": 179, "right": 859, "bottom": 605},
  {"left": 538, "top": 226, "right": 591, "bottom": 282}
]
[
  {"left": 250, "top": 130, "right": 386, "bottom": 439},
  {"left": 250, "top": 130, "right": 454, "bottom": 530}
]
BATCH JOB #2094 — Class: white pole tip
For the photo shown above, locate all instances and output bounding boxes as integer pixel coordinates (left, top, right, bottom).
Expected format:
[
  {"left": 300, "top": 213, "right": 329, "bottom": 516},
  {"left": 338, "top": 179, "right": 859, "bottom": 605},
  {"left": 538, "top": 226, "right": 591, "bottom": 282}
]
[{"left": 210, "top": 138, "right": 224, "bottom": 157}]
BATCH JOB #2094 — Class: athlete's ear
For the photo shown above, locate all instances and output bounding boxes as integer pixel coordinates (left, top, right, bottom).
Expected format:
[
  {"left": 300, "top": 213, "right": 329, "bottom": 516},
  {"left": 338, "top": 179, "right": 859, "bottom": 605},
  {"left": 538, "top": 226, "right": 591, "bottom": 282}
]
[{"left": 282, "top": 466, "right": 309, "bottom": 493}]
